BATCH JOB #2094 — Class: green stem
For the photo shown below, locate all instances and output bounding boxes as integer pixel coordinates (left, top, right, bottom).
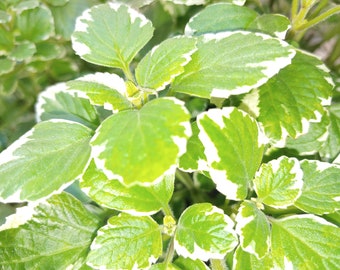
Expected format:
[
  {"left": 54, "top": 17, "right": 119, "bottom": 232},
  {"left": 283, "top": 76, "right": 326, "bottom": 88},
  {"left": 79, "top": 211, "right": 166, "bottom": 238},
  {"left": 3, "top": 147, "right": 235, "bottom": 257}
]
[
  {"left": 210, "top": 259, "right": 228, "bottom": 270},
  {"left": 296, "top": 5, "right": 340, "bottom": 31},
  {"left": 175, "top": 170, "right": 195, "bottom": 190},
  {"left": 291, "top": 0, "right": 300, "bottom": 20},
  {"left": 163, "top": 203, "right": 174, "bottom": 217},
  {"left": 164, "top": 237, "right": 175, "bottom": 266}
]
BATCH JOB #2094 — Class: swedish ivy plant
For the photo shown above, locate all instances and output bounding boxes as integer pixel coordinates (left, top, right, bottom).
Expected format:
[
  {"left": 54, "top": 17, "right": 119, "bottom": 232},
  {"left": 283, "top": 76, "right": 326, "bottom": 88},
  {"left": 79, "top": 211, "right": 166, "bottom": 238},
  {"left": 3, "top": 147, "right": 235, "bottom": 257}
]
[{"left": 1, "top": 0, "right": 340, "bottom": 269}]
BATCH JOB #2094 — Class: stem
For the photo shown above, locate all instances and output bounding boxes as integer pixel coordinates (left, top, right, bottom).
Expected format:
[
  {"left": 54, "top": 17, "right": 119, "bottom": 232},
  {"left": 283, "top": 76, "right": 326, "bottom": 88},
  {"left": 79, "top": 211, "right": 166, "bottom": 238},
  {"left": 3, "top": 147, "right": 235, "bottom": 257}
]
[
  {"left": 164, "top": 237, "right": 175, "bottom": 266},
  {"left": 210, "top": 259, "right": 228, "bottom": 270},
  {"left": 291, "top": 0, "right": 300, "bottom": 20},
  {"left": 296, "top": 5, "right": 340, "bottom": 31},
  {"left": 162, "top": 203, "right": 174, "bottom": 217}
]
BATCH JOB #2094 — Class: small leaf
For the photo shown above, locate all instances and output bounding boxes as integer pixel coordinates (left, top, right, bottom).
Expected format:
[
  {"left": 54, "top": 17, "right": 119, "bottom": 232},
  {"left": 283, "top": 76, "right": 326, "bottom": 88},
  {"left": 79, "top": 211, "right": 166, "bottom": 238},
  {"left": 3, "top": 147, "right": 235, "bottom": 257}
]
[
  {"left": 16, "top": 6, "right": 54, "bottom": 42},
  {"left": 36, "top": 83, "right": 100, "bottom": 129},
  {"left": 9, "top": 41, "right": 36, "bottom": 61},
  {"left": 66, "top": 72, "right": 133, "bottom": 112},
  {"left": 185, "top": 3, "right": 258, "bottom": 36},
  {"left": 80, "top": 160, "right": 174, "bottom": 215},
  {"left": 172, "top": 0, "right": 207, "bottom": 5},
  {"left": 233, "top": 246, "right": 274, "bottom": 270},
  {"left": 255, "top": 50, "right": 333, "bottom": 146},
  {"left": 0, "top": 192, "right": 102, "bottom": 269},
  {"left": 0, "top": 58, "right": 15, "bottom": 75},
  {"left": 0, "top": 10, "right": 11, "bottom": 23},
  {"left": 179, "top": 121, "right": 208, "bottom": 172},
  {"left": 294, "top": 160, "right": 340, "bottom": 215},
  {"left": 0, "top": 120, "right": 93, "bottom": 202},
  {"left": 150, "top": 263, "right": 181, "bottom": 270},
  {"left": 72, "top": 3, "right": 154, "bottom": 69},
  {"left": 174, "top": 256, "right": 210, "bottom": 270},
  {"left": 247, "top": 14, "right": 291, "bottom": 39},
  {"left": 320, "top": 104, "right": 340, "bottom": 160},
  {"left": 197, "top": 107, "right": 266, "bottom": 200},
  {"left": 34, "top": 41, "right": 65, "bottom": 60},
  {"left": 174, "top": 203, "right": 238, "bottom": 261},
  {"left": 235, "top": 200, "right": 270, "bottom": 259},
  {"left": 253, "top": 156, "right": 303, "bottom": 209},
  {"left": 285, "top": 111, "right": 330, "bottom": 155},
  {"left": 91, "top": 97, "right": 191, "bottom": 186},
  {"left": 136, "top": 36, "right": 197, "bottom": 91},
  {"left": 271, "top": 214, "right": 340, "bottom": 269},
  {"left": 87, "top": 214, "right": 162, "bottom": 269},
  {"left": 12, "top": 0, "right": 39, "bottom": 13},
  {"left": 170, "top": 31, "right": 295, "bottom": 99},
  {"left": 45, "top": 0, "right": 69, "bottom": 6},
  {"left": 0, "top": 26, "right": 14, "bottom": 53}
]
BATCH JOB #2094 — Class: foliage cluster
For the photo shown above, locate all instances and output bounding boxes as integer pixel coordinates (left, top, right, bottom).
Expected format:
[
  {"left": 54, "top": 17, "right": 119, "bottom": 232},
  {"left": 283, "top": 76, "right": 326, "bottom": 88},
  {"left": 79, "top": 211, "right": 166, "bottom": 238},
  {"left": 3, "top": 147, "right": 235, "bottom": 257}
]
[{"left": 0, "top": 0, "right": 340, "bottom": 269}]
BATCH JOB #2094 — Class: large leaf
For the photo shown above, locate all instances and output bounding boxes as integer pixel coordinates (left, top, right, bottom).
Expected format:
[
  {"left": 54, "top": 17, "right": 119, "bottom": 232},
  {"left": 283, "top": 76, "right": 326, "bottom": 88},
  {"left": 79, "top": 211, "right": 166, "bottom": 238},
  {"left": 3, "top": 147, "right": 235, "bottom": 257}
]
[
  {"left": 170, "top": 31, "right": 295, "bottom": 99},
  {"left": 80, "top": 160, "right": 174, "bottom": 215},
  {"left": 36, "top": 82, "right": 100, "bottom": 130},
  {"left": 86, "top": 214, "right": 162, "bottom": 269},
  {"left": 135, "top": 36, "right": 197, "bottom": 91},
  {"left": 0, "top": 120, "right": 93, "bottom": 202},
  {"left": 16, "top": 6, "right": 54, "bottom": 42},
  {"left": 235, "top": 200, "right": 270, "bottom": 259},
  {"left": 233, "top": 246, "right": 274, "bottom": 270},
  {"left": 294, "top": 160, "right": 340, "bottom": 215},
  {"left": 90, "top": 97, "right": 191, "bottom": 186},
  {"left": 66, "top": 72, "right": 133, "bottom": 112},
  {"left": 174, "top": 256, "right": 210, "bottom": 270},
  {"left": 197, "top": 107, "right": 266, "bottom": 200},
  {"left": 271, "top": 214, "right": 340, "bottom": 269},
  {"left": 254, "top": 50, "right": 333, "bottom": 146},
  {"left": 0, "top": 192, "right": 102, "bottom": 269},
  {"left": 174, "top": 203, "right": 238, "bottom": 261},
  {"left": 72, "top": 3, "right": 154, "bottom": 69},
  {"left": 253, "top": 156, "right": 303, "bottom": 209},
  {"left": 185, "top": 3, "right": 258, "bottom": 36}
]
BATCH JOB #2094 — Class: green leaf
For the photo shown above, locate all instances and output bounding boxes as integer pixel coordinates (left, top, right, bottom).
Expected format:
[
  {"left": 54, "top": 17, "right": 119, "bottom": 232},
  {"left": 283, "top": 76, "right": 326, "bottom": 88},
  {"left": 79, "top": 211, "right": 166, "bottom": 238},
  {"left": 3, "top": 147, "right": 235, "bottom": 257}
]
[
  {"left": 34, "top": 41, "right": 65, "bottom": 60},
  {"left": 253, "top": 156, "right": 303, "bottom": 208},
  {"left": 247, "top": 14, "right": 291, "bottom": 39},
  {"left": 233, "top": 246, "right": 274, "bottom": 270},
  {"left": 174, "top": 203, "right": 238, "bottom": 261},
  {"left": 50, "top": 0, "right": 96, "bottom": 39},
  {"left": 0, "top": 26, "right": 14, "bottom": 54},
  {"left": 66, "top": 72, "right": 133, "bottom": 112},
  {"left": 0, "top": 58, "right": 15, "bottom": 75},
  {"left": 185, "top": 3, "right": 258, "bottom": 36},
  {"left": 174, "top": 256, "right": 210, "bottom": 270},
  {"left": 320, "top": 104, "right": 340, "bottom": 160},
  {"left": 72, "top": 3, "right": 154, "bottom": 69},
  {"left": 170, "top": 31, "right": 295, "bottom": 99},
  {"left": 0, "top": 120, "right": 93, "bottom": 202},
  {"left": 197, "top": 107, "right": 266, "bottom": 200},
  {"left": 0, "top": 71, "right": 17, "bottom": 95},
  {"left": 36, "top": 83, "right": 100, "bottom": 130},
  {"left": 0, "top": 192, "right": 102, "bottom": 269},
  {"left": 254, "top": 50, "right": 333, "bottom": 146},
  {"left": 91, "top": 97, "right": 191, "bottom": 186},
  {"left": 179, "top": 121, "right": 207, "bottom": 172},
  {"left": 87, "top": 214, "right": 162, "bottom": 269},
  {"left": 271, "top": 214, "right": 340, "bottom": 269},
  {"left": 16, "top": 6, "right": 54, "bottom": 42},
  {"left": 9, "top": 41, "right": 36, "bottom": 61},
  {"left": 285, "top": 110, "right": 330, "bottom": 155},
  {"left": 294, "top": 160, "right": 340, "bottom": 215},
  {"left": 80, "top": 160, "right": 174, "bottom": 215},
  {"left": 136, "top": 36, "right": 197, "bottom": 91},
  {"left": 235, "top": 200, "right": 270, "bottom": 259}
]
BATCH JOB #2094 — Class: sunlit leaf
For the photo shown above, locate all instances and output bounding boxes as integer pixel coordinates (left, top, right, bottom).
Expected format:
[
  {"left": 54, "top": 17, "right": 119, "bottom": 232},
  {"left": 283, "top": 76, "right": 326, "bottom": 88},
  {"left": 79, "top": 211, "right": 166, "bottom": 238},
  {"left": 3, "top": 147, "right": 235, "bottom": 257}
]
[
  {"left": 87, "top": 214, "right": 162, "bottom": 269},
  {"left": 0, "top": 192, "right": 102, "bottom": 269}
]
